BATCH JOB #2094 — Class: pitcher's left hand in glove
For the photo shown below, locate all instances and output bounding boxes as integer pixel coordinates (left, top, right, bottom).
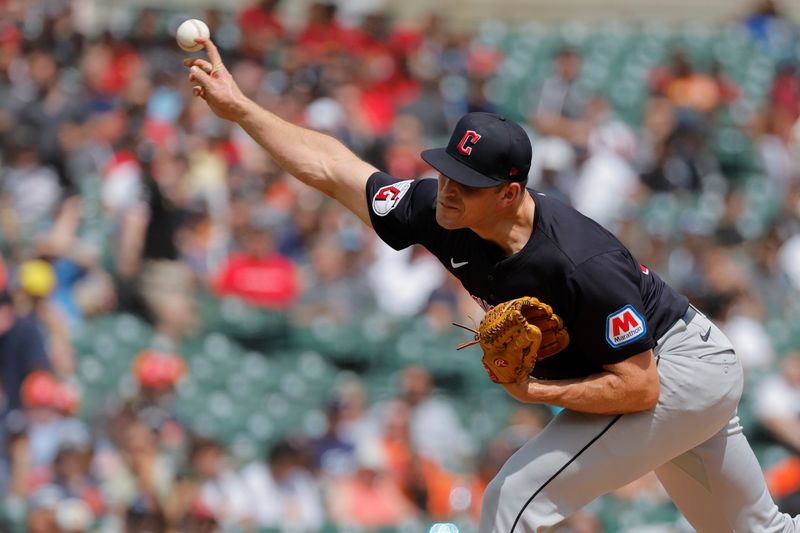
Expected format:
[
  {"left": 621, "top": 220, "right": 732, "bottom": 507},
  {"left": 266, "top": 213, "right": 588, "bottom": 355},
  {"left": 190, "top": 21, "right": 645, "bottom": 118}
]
[{"left": 456, "top": 296, "right": 569, "bottom": 384}]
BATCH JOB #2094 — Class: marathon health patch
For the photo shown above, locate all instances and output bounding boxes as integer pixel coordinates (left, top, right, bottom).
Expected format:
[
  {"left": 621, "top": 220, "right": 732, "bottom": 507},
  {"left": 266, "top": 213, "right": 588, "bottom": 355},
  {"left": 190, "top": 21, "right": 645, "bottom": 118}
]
[
  {"left": 372, "top": 180, "right": 413, "bottom": 216},
  {"left": 605, "top": 304, "right": 647, "bottom": 347}
]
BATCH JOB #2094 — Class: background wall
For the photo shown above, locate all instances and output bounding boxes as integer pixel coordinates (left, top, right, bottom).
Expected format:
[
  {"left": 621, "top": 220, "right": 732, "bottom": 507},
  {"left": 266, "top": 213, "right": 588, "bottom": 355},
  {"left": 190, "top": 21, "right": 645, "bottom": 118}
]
[{"left": 89, "top": 0, "right": 800, "bottom": 31}]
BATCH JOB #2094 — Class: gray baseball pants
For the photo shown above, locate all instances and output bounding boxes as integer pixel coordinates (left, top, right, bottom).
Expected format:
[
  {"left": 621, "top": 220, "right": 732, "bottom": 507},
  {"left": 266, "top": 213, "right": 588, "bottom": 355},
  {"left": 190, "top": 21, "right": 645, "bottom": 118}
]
[{"left": 479, "top": 307, "right": 800, "bottom": 532}]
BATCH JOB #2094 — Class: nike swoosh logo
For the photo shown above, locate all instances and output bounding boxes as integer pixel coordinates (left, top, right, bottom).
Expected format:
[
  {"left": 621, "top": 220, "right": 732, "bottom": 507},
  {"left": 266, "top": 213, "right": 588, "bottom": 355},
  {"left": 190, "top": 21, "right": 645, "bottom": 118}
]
[
  {"left": 450, "top": 259, "right": 469, "bottom": 269},
  {"left": 700, "top": 327, "right": 711, "bottom": 342}
]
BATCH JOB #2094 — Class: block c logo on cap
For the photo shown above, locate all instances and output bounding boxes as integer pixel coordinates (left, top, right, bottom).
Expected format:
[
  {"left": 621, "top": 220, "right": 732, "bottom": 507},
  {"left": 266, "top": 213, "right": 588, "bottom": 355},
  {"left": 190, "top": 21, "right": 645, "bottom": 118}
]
[{"left": 457, "top": 130, "right": 482, "bottom": 155}]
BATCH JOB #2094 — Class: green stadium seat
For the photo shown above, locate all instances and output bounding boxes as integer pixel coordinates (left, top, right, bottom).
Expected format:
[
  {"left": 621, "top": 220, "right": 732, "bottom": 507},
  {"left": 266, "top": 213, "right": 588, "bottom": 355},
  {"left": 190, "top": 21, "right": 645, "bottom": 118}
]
[{"left": 475, "top": 19, "right": 508, "bottom": 49}]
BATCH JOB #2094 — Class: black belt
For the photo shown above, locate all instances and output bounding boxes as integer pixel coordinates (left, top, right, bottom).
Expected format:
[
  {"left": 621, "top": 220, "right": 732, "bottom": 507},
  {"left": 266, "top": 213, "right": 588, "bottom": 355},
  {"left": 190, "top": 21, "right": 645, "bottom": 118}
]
[{"left": 682, "top": 304, "right": 699, "bottom": 325}]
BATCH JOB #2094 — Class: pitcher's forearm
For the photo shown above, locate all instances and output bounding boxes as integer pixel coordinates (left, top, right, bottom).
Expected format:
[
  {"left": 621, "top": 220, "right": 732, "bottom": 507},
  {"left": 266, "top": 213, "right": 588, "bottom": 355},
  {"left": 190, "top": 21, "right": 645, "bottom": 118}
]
[
  {"left": 233, "top": 97, "right": 349, "bottom": 195},
  {"left": 504, "top": 373, "right": 656, "bottom": 415},
  {"left": 502, "top": 350, "right": 660, "bottom": 415},
  {"left": 186, "top": 39, "right": 375, "bottom": 225}
]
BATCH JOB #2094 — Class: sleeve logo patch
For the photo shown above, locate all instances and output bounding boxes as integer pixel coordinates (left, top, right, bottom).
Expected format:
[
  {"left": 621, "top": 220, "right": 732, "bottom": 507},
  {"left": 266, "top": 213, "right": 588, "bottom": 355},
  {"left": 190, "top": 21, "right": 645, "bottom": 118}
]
[
  {"left": 606, "top": 305, "right": 647, "bottom": 347},
  {"left": 372, "top": 180, "right": 413, "bottom": 216}
]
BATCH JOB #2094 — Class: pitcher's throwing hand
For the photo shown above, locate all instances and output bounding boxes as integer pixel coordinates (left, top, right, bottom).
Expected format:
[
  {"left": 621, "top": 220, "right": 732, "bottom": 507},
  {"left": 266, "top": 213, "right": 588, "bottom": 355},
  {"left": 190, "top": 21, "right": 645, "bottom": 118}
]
[{"left": 183, "top": 37, "right": 247, "bottom": 122}]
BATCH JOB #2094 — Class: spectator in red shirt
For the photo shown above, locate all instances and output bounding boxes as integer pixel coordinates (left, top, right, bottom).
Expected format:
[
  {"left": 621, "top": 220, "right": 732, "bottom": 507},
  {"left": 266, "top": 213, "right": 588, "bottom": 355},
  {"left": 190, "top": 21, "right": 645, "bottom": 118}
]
[
  {"left": 237, "top": 0, "right": 284, "bottom": 58},
  {"left": 771, "top": 62, "right": 800, "bottom": 122},
  {"left": 212, "top": 212, "right": 299, "bottom": 309},
  {"left": 295, "top": 1, "right": 351, "bottom": 56}
]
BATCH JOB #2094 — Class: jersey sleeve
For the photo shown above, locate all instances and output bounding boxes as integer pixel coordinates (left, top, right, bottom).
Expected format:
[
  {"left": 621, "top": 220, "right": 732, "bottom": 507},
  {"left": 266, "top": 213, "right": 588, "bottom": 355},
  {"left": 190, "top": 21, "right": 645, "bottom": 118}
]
[
  {"left": 365, "top": 171, "right": 437, "bottom": 250},
  {"left": 567, "top": 251, "right": 656, "bottom": 365}
]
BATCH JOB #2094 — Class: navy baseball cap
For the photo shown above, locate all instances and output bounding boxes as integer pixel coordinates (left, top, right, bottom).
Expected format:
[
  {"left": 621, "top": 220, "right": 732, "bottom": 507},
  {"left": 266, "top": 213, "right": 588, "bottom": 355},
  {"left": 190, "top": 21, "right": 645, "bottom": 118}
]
[{"left": 421, "top": 112, "right": 532, "bottom": 188}]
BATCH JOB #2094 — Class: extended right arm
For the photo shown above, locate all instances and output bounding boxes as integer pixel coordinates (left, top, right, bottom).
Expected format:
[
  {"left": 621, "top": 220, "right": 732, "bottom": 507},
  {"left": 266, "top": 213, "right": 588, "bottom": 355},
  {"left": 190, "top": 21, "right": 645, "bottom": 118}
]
[{"left": 186, "top": 38, "right": 377, "bottom": 227}]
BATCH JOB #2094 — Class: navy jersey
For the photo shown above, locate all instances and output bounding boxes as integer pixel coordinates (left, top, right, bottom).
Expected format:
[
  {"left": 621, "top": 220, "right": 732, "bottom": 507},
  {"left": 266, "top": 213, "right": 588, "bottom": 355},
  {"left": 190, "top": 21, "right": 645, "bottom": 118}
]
[{"left": 366, "top": 172, "right": 689, "bottom": 379}]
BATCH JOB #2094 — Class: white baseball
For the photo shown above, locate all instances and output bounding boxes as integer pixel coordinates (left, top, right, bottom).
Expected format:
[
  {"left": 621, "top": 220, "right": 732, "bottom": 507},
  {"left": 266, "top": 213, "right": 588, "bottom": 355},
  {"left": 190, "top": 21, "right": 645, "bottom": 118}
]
[{"left": 176, "top": 19, "right": 210, "bottom": 52}]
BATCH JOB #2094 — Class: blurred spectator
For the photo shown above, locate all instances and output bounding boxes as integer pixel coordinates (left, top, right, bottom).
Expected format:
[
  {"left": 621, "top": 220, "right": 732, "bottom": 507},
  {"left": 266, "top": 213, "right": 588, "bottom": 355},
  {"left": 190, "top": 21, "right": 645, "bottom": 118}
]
[
  {"left": 189, "top": 435, "right": 249, "bottom": 528},
  {"left": 750, "top": 227, "right": 797, "bottom": 314},
  {"left": 212, "top": 210, "right": 300, "bottom": 309},
  {"left": 398, "top": 77, "right": 450, "bottom": 142},
  {"left": 293, "top": 234, "right": 372, "bottom": 324},
  {"left": 23, "top": 485, "right": 62, "bottom": 533},
  {"left": 448, "top": 406, "right": 551, "bottom": 522},
  {"left": 10, "top": 47, "right": 84, "bottom": 189},
  {"left": 304, "top": 95, "right": 351, "bottom": 143},
  {"left": 754, "top": 351, "right": 800, "bottom": 454},
  {"left": 332, "top": 373, "right": 380, "bottom": 447},
  {"left": 770, "top": 61, "right": 800, "bottom": 122},
  {"left": 420, "top": 286, "right": 460, "bottom": 334},
  {"left": 54, "top": 497, "right": 93, "bottom": 533},
  {"left": 395, "top": 365, "right": 473, "bottom": 468},
  {"left": 34, "top": 196, "right": 118, "bottom": 329},
  {"left": 309, "top": 378, "right": 377, "bottom": 479},
  {"left": 650, "top": 49, "right": 721, "bottom": 114},
  {"left": 116, "top": 144, "right": 198, "bottom": 344},
  {"left": 379, "top": 397, "right": 458, "bottom": 519},
  {"left": 742, "top": 0, "right": 793, "bottom": 46},
  {"left": 327, "top": 439, "right": 417, "bottom": 529},
  {"left": 765, "top": 455, "right": 800, "bottom": 515},
  {"left": 20, "top": 371, "right": 84, "bottom": 470},
  {"left": 639, "top": 107, "right": 716, "bottom": 193},
  {"left": 296, "top": 1, "right": 351, "bottom": 56},
  {"left": 367, "top": 243, "right": 445, "bottom": 317},
  {"left": 463, "top": 438, "right": 515, "bottom": 523},
  {"left": 713, "top": 189, "right": 747, "bottom": 247},
  {"left": 377, "top": 113, "right": 431, "bottom": 179},
  {"left": 164, "top": 470, "right": 217, "bottom": 533},
  {"left": 717, "top": 290, "right": 775, "bottom": 370},
  {"left": 531, "top": 46, "right": 591, "bottom": 148},
  {"left": 465, "top": 78, "right": 496, "bottom": 115},
  {"left": 311, "top": 398, "right": 358, "bottom": 477},
  {"left": 571, "top": 97, "right": 641, "bottom": 233},
  {"left": 529, "top": 136, "right": 576, "bottom": 205},
  {"left": 1, "top": 370, "right": 84, "bottom": 521},
  {"left": 635, "top": 96, "right": 675, "bottom": 174},
  {"left": 0, "top": 256, "right": 6, "bottom": 291},
  {"left": 237, "top": 0, "right": 284, "bottom": 59},
  {"left": 51, "top": 436, "right": 104, "bottom": 519},
  {"left": 124, "top": 496, "right": 168, "bottom": 533},
  {"left": 240, "top": 436, "right": 325, "bottom": 530},
  {"left": 132, "top": 350, "right": 186, "bottom": 397},
  {"left": 698, "top": 250, "right": 775, "bottom": 369},
  {"left": 97, "top": 417, "right": 174, "bottom": 519},
  {"left": 778, "top": 232, "right": 800, "bottom": 293},
  {"left": 0, "top": 126, "right": 64, "bottom": 244},
  {"left": 11, "top": 258, "right": 76, "bottom": 378},
  {"left": 130, "top": 349, "right": 189, "bottom": 454},
  {"left": 710, "top": 61, "right": 742, "bottom": 106},
  {"left": 0, "top": 290, "right": 51, "bottom": 413},
  {"left": 754, "top": 87, "right": 800, "bottom": 195}
]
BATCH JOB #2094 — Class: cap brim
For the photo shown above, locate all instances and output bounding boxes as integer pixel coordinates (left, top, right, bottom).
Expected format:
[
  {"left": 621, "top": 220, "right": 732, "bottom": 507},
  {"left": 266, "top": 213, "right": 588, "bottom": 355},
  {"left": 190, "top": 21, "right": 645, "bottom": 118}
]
[{"left": 420, "top": 148, "right": 505, "bottom": 188}]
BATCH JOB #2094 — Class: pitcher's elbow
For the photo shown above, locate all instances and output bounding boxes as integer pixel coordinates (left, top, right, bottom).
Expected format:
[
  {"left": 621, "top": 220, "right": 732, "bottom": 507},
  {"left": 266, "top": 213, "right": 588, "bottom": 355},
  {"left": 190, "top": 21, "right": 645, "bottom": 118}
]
[{"left": 641, "top": 378, "right": 660, "bottom": 411}]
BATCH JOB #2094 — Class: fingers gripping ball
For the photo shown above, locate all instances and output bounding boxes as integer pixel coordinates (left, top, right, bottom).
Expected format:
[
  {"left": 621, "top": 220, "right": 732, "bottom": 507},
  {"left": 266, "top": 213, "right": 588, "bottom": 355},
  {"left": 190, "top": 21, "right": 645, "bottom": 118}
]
[
  {"left": 456, "top": 297, "right": 570, "bottom": 384},
  {"left": 177, "top": 19, "right": 210, "bottom": 52}
]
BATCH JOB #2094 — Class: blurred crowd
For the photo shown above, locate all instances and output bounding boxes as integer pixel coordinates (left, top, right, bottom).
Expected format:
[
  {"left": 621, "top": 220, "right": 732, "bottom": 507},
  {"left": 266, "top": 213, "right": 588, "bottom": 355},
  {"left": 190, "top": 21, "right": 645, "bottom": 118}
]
[{"left": 0, "top": 0, "right": 799, "bottom": 531}]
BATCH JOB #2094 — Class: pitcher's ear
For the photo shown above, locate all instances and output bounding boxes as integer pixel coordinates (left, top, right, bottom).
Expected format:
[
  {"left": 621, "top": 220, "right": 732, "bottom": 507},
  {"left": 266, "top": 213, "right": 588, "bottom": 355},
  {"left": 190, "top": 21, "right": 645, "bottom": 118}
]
[{"left": 501, "top": 182, "right": 522, "bottom": 204}]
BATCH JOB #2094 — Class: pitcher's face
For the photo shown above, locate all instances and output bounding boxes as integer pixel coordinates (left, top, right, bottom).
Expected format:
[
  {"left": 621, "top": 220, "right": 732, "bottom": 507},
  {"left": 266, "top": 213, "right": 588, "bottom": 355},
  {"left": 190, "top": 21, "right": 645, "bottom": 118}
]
[{"left": 435, "top": 174, "right": 508, "bottom": 230}]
